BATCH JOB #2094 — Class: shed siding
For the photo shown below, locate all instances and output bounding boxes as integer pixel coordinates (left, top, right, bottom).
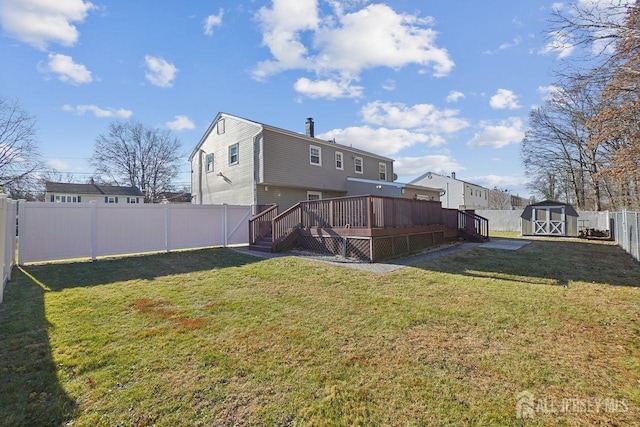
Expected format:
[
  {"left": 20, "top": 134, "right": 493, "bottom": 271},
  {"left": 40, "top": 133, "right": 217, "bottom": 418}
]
[
  {"left": 191, "top": 117, "right": 261, "bottom": 205},
  {"left": 261, "top": 129, "right": 393, "bottom": 191}
]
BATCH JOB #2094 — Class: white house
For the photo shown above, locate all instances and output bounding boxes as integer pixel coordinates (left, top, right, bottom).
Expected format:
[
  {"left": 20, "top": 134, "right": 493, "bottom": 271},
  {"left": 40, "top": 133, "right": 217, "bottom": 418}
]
[{"left": 410, "top": 172, "right": 489, "bottom": 210}]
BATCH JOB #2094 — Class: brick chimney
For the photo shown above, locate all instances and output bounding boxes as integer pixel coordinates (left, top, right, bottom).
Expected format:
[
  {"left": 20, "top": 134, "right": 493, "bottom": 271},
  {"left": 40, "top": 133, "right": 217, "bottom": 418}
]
[{"left": 305, "top": 117, "right": 314, "bottom": 138}]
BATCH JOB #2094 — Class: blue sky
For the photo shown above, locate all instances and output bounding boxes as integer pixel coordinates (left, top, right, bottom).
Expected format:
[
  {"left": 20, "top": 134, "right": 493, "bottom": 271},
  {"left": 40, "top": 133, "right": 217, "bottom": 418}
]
[{"left": 0, "top": 0, "right": 599, "bottom": 196}]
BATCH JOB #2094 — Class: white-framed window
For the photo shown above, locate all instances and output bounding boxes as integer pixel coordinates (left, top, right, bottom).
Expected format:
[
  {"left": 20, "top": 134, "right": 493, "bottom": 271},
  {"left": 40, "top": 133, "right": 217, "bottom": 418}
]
[
  {"left": 335, "top": 151, "right": 343, "bottom": 170},
  {"left": 105, "top": 196, "right": 118, "bottom": 204},
  {"left": 54, "top": 195, "right": 80, "bottom": 203},
  {"left": 307, "top": 191, "right": 322, "bottom": 201},
  {"left": 229, "top": 143, "right": 239, "bottom": 165},
  {"left": 354, "top": 157, "right": 363, "bottom": 174},
  {"left": 378, "top": 162, "right": 387, "bottom": 181},
  {"left": 310, "top": 145, "right": 322, "bottom": 166},
  {"left": 205, "top": 153, "right": 214, "bottom": 173},
  {"left": 217, "top": 119, "right": 225, "bottom": 135},
  {"left": 127, "top": 197, "right": 140, "bottom": 204}
]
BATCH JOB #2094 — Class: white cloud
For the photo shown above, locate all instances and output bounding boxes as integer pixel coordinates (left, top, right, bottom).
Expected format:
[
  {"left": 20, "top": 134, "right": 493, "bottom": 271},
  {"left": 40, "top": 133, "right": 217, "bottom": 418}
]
[
  {"left": 537, "top": 85, "right": 561, "bottom": 101},
  {"left": 446, "top": 90, "right": 465, "bottom": 103},
  {"left": 312, "top": 4, "right": 453, "bottom": 76},
  {"left": 62, "top": 104, "right": 132, "bottom": 118},
  {"left": 165, "top": 115, "right": 195, "bottom": 131},
  {"left": 467, "top": 118, "right": 525, "bottom": 148},
  {"left": 317, "top": 126, "right": 429, "bottom": 156},
  {"left": 293, "top": 77, "right": 363, "bottom": 99},
  {"left": 204, "top": 8, "right": 224, "bottom": 36},
  {"left": 144, "top": 55, "right": 178, "bottom": 88},
  {"left": 360, "top": 101, "right": 469, "bottom": 134},
  {"left": 382, "top": 79, "right": 396, "bottom": 91},
  {"left": 490, "top": 89, "right": 521, "bottom": 110},
  {"left": 0, "top": 0, "right": 95, "bottom": 50},
  {"left": 472, "top": 174, "right": 524, "bottom": 190},
  {"left": 252, "top": 0, "right": 319, "bottom": 80},
  {"left": 540, "top": 30, "right": 575, "bottom": 59},
  {"left": 41, "top": 53, "right": 92, "bottom": 84},
  {"left": 499, "top": 36, "right": 522, "bottom": 50},
  {"left": 253, "top": 1, "right": 453, "bottom": 99},
  {"left": 395, "top": 155, "right": 464, "bottom": 177}
]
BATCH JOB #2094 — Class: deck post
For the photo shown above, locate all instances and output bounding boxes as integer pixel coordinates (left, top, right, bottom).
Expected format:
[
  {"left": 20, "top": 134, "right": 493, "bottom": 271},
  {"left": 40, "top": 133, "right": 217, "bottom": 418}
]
[
  {"left": 367, "top": 196, "right": 373, "bottom": 228},
  {"left": 329, "top": 199, "right": 334, "bottom": 227}
]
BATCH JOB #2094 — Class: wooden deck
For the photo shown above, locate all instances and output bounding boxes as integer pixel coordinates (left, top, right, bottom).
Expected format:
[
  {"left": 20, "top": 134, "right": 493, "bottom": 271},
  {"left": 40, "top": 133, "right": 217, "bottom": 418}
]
[{"left": 249, "top": 195, "right": 488, "bottom": 262}]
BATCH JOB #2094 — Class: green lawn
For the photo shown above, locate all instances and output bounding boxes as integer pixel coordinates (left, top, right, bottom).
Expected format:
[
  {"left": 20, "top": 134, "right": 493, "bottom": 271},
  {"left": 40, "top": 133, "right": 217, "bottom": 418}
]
[{"left": 1, "top": 238, "right": 639, "bottom": 426}]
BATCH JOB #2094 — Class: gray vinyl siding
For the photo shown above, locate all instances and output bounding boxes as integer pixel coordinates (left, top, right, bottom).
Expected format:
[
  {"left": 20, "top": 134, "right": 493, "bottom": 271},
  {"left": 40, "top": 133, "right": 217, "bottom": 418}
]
[
  {"left": 191, "top": 116, "right": 261, "bottom": 205},
  {"left": 256, "top": 185, "right": 345, "bottom": 211},
  {"left": 261, "top": 128, "right": 393, "bottom": 192}
]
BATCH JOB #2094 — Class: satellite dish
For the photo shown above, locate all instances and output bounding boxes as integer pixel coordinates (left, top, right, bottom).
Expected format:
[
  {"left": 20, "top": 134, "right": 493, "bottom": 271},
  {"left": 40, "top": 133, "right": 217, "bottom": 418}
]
[{"left": 393, "top": 173, "right": 398, "bottom": 181}]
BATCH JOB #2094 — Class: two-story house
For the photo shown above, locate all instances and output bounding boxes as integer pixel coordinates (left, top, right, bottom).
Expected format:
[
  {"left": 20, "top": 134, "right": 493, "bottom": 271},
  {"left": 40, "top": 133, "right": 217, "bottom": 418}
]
[
  {"left": 45, "top": 180, "right": 145, "bottom": 204},
  {"left": 410, "top": 171, "right": 489, "bottom": 210},
  {"left": 190, "top": 113, "right": 441, "bottom": 210}
]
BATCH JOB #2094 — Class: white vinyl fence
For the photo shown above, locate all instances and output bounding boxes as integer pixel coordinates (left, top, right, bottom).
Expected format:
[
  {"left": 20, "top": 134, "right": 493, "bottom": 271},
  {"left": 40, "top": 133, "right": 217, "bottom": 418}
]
[
  {"left": 18, "top": 202, "right": 252, "bottom": 264},
  {"left": 476, "top": 209, "right": 611, "bottom": 233},
  {"left": 0, "top": 195, "right": 18, "bottom": 303},
  {"left": 611, "top": 211, "right": 640, "bottom": 262}
]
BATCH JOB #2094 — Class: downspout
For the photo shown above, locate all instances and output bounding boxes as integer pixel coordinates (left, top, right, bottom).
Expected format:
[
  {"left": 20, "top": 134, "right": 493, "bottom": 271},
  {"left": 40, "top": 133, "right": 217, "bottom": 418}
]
[{"left": 197, "top": 149, "right": 204, "bottom": 204}]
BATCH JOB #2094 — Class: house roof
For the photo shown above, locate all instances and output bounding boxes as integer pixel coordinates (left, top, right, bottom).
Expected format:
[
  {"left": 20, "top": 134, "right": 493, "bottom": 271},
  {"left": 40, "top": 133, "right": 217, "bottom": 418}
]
[
  {"left": 189, "top": 112, "right": 394, "bottom": 163},
  {"left": 346, "top": 177, "right": 444, "bottom": 193},
  {"left": 45, "top": 181, "right": 144, "bottom": 197},
  {"left": 409, "top": 171, "right": 489, "bottom": 190}
]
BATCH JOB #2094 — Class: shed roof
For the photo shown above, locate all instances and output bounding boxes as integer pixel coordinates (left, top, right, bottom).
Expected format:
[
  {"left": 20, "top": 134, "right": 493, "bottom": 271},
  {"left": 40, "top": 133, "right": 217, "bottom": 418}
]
[{"left": 521, "top": 200, "right": 579, "bottom": 217}]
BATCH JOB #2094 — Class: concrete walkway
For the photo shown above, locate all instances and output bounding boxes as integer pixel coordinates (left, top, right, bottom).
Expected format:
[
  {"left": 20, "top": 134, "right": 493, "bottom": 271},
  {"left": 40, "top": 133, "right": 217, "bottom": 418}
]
[{"left": 232, "top": 238, "right": 531, "bottom": 274}]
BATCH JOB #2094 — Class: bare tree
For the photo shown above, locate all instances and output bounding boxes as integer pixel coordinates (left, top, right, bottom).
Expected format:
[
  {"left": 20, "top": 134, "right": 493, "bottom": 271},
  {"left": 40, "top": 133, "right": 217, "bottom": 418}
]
[
  {"left": 488, "top": 187, "right": 512, "bottom": 210},
  {"left": 90, "top": 120, "right": 183, "bottom": 202},
  {"left": 587, "top": 4, "right": 640, "bottom": 209},
  {"left": 539, "top": 1, "right": 640, "bottom": 210},
  {"left": 522, "top": 75, "right": 607, "bottom": 210},
  {"left": 0, "top": 96, "right": 44, "bottom": 195}
]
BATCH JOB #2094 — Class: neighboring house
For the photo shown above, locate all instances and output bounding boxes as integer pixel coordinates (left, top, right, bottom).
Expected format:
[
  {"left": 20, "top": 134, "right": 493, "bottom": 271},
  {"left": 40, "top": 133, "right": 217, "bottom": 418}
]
[
  {"left": 190, "top": 113, "right": 441, "bottom": 210},
  {"left": 45, "top": 181, "right": 145, "bottom": 204},
  {"left": 410, "top": 171, "right": 489, "bottom": 210},
  {"left": 156, "top": 191, "right": 192, "bottom": 204}
]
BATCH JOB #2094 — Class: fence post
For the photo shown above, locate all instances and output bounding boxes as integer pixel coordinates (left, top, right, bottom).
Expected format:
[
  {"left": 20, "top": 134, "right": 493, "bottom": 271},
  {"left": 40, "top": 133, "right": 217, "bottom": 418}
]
[
  {"left": 165, "top": 203, "right": 171, "bottom": 253},
  {"left": 0, "top": 195, "right": 7, "bottom": 303},
  {"left": 5, "top": 200, "right": 15, "bottom": 282},
  {"left": 636, "top": 212, "right": 640, "bottom": 261},
  {"left": 223, "top": 204, "right": 228, "bottom": 248},
  {"left": 90, "top": 201, "right": 97, "bottom": 261},
  {"left": 17, "top": 200, "right": 26, "bottom": 265}
]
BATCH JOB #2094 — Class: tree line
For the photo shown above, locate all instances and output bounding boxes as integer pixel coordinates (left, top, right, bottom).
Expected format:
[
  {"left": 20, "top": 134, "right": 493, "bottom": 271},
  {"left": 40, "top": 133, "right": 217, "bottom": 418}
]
[
  {"left": 0, "top": 96, "right": 184, "bottom": 202},
  {"left": 523, "top": 1, "right": 640, "bottom": 211}
]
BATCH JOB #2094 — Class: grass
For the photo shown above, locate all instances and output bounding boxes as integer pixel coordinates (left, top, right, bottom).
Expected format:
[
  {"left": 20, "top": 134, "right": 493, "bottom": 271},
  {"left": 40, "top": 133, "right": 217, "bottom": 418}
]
[{"left": 0, "top": 238, "right": 639, "bottom": 426}]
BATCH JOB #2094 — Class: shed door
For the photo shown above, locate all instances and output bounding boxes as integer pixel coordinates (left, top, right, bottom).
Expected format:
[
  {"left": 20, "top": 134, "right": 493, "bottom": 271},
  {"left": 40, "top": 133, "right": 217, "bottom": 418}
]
[{"left": 533, "top": 206, "right": 566, "bottom": 236}]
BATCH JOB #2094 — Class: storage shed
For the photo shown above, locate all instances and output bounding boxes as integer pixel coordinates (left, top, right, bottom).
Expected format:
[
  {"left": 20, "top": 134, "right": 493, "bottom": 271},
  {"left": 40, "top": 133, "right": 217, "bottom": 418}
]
[{"left": 521, "top": 200, "right": 579, "bottom": 237}]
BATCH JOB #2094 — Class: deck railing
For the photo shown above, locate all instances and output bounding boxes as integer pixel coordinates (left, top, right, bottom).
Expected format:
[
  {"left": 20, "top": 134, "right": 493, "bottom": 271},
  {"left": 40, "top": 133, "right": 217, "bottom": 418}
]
[
  {"left": 458, "top": 210, "right": 489, "bottom": 241},
  {"left": 268, "top": 195, "right": 489, "bottom": 252},
  {"left": 272, "top": 203, "right": 304, "bottom": 251},
  {"left": 248, "top": 204, "right": 278, "bottom": 245},
  {"left": 296, "top": 195, "right": 444, "bottom": 229}
]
